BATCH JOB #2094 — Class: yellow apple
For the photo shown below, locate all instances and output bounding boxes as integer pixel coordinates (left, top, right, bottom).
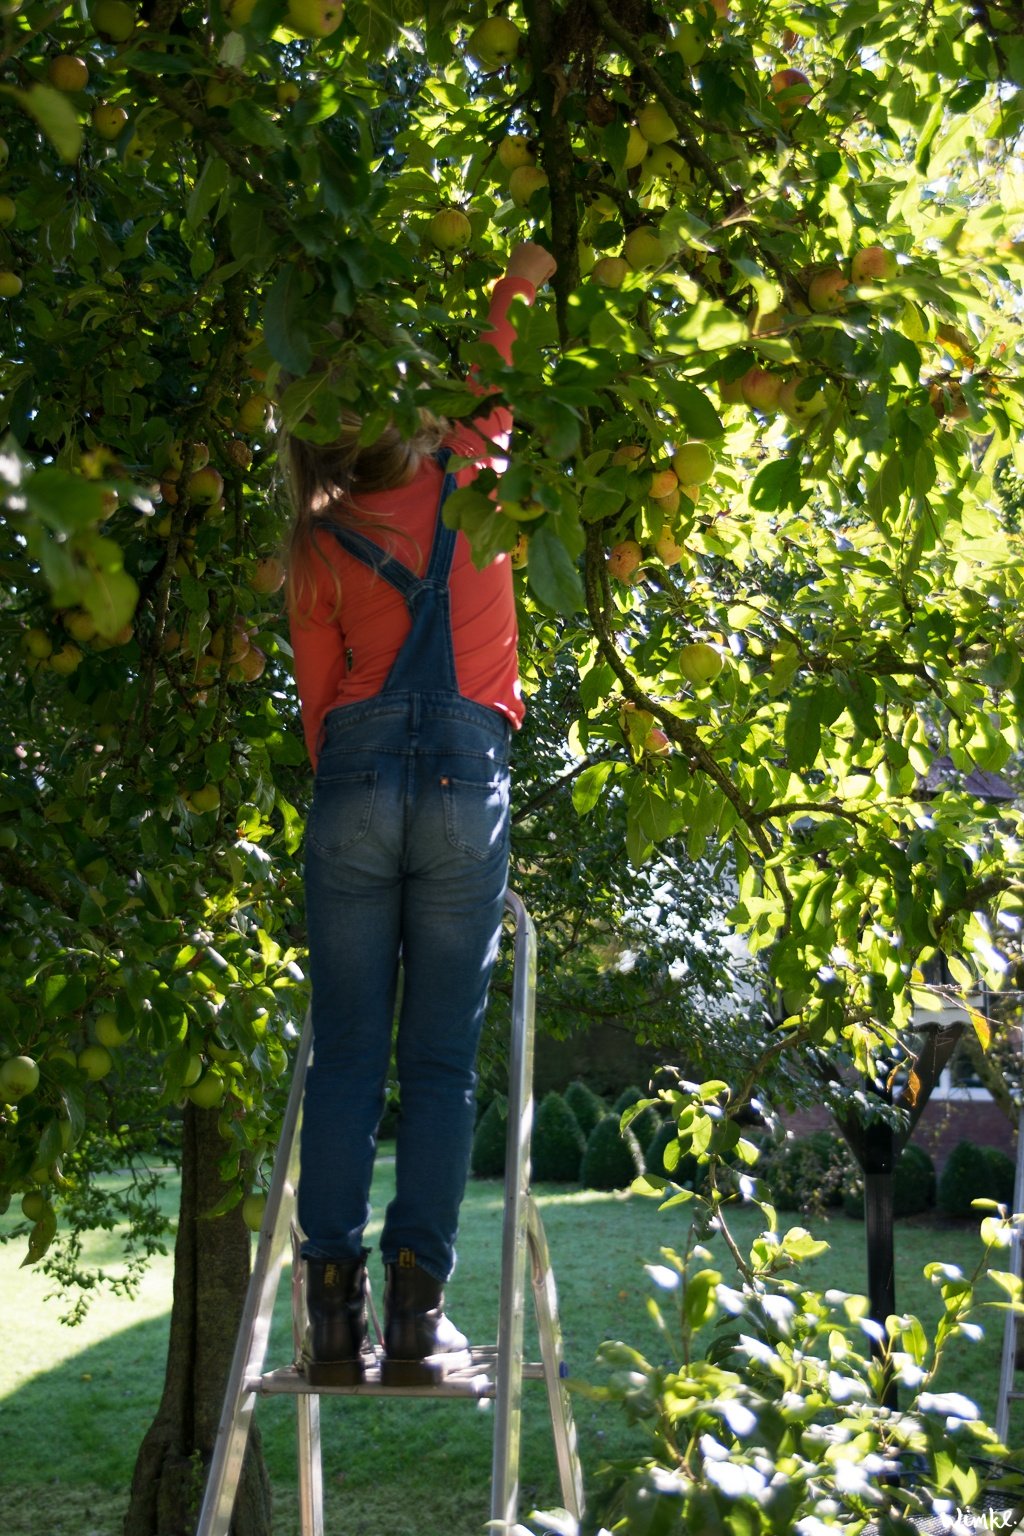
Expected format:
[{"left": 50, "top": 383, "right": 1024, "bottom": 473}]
[
  {"left": 92, "top": 103, "right": 129, "bottom": 140},
  {"left": 284, "top": 0, "right": 345, "bottom": 38},
  {"left": 678, "top": 642, "right": 724, "bottom": 684},
  {"left": 636, "top": 101, "right": 676, "bottom": 145},
  {"left": 0, "top": 270, "right": 23, "bottom": 298},
  {"left": 592, "top": 255, "right": 629, "bottom": 287},
  {"left": 778, "top": 375, "right": 829, "bottom": 423},
  {"left": 667, "top": 21, "right": 705, "bottom": 65},
  {"left": 641, "top": 145, "right": 690, "bottom": 187},
  {"left": 467, "top": 15, "right": 522, "bottom": 70},
  {"left": 429, "top": 208, "right": 472, "bottom": 251},
  {"left": 508, "top": 165, "right": 548, "bottom": 206},
  {"left": 622, "top": 125, "right": 649, "bottom": 168},
  {"left": 608, "top": 540, "right": 643, "bottom": 582},
  {"left": 672, "top": 442, "right": 714, "bottom": 484},
  {"left": 623, "top": 225, "right": 666, "bottom": 271},
  {"left": 49, "top": 642, "right": 84, "bottom": 676},
  {"left": 236, "top": 394, "right": 270, "bottom": 433},
  {"left": 497, "top": 134, "right": 534, "bottom": 170},
  {"left": 276, "top": 80, "right": 301, "bottom": 105},
  {"left": 249, "top": 556, "right": 286, "bottom": 594}
]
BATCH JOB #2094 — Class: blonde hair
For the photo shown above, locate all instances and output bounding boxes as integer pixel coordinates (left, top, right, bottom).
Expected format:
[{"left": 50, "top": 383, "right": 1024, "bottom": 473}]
[{"left": 286, "top": 409, "right": 449, "bottom": 619}]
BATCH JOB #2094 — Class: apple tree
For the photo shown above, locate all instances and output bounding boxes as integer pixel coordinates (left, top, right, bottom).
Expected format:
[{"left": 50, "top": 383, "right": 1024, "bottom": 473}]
[{"left": 1, "top": 0, "right": 1024, "bottom": 1530}]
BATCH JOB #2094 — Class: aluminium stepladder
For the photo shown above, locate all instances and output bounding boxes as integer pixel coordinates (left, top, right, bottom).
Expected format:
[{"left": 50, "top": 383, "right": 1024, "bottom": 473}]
[
  {"left": 995, "top": 1101, "right": 1024, "bottom": 1446},
  {"left": 196, "top": 890, "right": 584, "bottom": 1536}
]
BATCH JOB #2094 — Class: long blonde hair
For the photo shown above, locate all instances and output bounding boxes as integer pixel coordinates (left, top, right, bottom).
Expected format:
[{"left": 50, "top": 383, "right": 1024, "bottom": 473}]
[{"left": 285, "top": 409, "right": 449, "bottom": 619}]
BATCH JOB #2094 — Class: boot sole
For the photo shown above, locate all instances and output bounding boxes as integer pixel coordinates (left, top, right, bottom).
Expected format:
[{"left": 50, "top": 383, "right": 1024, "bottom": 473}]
[
  {"left": 302, "top": 1358, "right": 365, "bottom": 1387},
  {"left": 380, "top": 1349, "right": 472, "bottom": 1387}
]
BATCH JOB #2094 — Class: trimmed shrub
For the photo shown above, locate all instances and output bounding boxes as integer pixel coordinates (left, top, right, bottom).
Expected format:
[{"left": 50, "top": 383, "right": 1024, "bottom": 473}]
[
  {"left": 982, "top": 1145, "right": 1015, "bottom": 1206},
  {"left": 892, "top": 1143, "right": 935, "bottom": 1216},
  {"left": 580, "top": 1113, "right": 644, "bottom": 1191},
  {"left": 563, "top": 1079, "right": 606, "bottom": 1139},
  {"left": 470, "top": 1096, "right": 507, "bottom": 1178},
  {"left": 612, "top": 1084, "right": 646, "bottom": 1116},
  {"left": 937, "top": 1139, "right": 1002, "bottom": 1217},
  {"left": 644, "top": 1120, "right": 699, "bottom": 1189},
  {"left": 532, "top": 1091, "right": 586, "bottom": 1182},
  {"left": 762, "top": 1130, "right": 852, "bottom": 1213}
]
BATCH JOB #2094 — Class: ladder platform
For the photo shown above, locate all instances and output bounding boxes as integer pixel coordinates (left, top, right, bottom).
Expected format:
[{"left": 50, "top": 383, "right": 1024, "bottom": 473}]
[{"left": 253, "top": 1348, "right": 550, "bottom": 1398}]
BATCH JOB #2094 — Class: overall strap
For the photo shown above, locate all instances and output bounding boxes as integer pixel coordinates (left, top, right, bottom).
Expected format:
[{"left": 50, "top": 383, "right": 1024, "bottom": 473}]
[{"left": 313, "top": 448, "right": 458, "bottom": 594}]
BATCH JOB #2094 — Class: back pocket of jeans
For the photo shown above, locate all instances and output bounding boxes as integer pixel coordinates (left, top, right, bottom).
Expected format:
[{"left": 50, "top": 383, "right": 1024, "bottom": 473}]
[
  {"left": 308, "top": 772, "right": 377, "bottom": 854},
  {"left": 441, "top": 774, "right": 509, "bottom": 862}
]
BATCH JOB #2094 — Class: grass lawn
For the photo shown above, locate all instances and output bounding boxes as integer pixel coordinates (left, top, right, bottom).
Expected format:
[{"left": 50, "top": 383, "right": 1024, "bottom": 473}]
[{"left": 0, "top": 1158, "right": 1010, "bottom": 1536}]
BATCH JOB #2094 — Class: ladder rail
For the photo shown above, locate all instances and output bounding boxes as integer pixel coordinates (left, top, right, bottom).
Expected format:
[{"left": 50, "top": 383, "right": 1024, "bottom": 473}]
[{"left": 995, "top": 1103, "right": 1024, "bottom": 1445}]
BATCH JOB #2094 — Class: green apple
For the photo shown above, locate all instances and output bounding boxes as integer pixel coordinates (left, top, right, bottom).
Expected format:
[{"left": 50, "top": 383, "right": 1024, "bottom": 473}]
[
  {"left": 671, "top": 442, "right": 714, "bottom": 485},
  {"left": 241, "top": 1190, "right": 267, "bottom": 1231},
  {"left": 591, "top": 255, "right": 629, "bottom": 287},
  {"left": 284, "top": 0, "right": 345, "bottom": 38},
  {"left": 236, "top": 394, "right": 270, "bottom": 434},
  {"left": 0, "top": 1055, "right": 40, "bottom": 1101},
  {"left": 677, "top": 641, "right": 724, "bottom": 684},
  {"left": 47, "top": 54, "right": 89, "bottom": 91},
  {"left": 640, "top": 144, "right": 690, "bottom": 187},
  {"left": 78, "top": 1044, "right": 114, "bottom": 1081},
  {"left": 622, "top": 124, "right": 649, "bottom": 168},
  {"left": 22, "top": 627, "right": 53, "bottom": 659},
  {"left": 21, "top": 1190, "right": 52, "bottom": 1222},
  {"left": 807, "top": 267, "right": 849, "bottom": 313},
  {"left": 90, "top": 0, "right": 137, "bottom": 43},
  {"left": 164, "top": 439, "right": 210, "bottom": 473},
  {"left": 778, "top": 375, "right": 829, "bottom": 423},
  {"left": 92, "top": 103, "right": 129, "bottom": 140},
  {"left": 95, "top": 1012, "right": 134, "bottom": 1047},
  {"left": 47, "top": 1045, "right": 78, "bottom": 1067},
  {"left": 188, "top": 1071, "right": 226, "bottom": 1108},
  {"left": 497, "top": 134, "right": 534, "bottom": 170},
  {"left": 508, "top": 165, "right": 548, "bottom": 206},
  {"left": 467, "top": 15, "right": 522, "bottom": 70},
  {"left": 224, "top": 0, "right": 258, "bottom": 23},
  {"left": 850, "top": 244, "right": 898, "bottom": 285},
  {"left": 429, "top": 208, "right": 472, "bottom": 252},
  {"left": 636, "top": 101, "right": 676, "bottom": 145},
  {"left": 667, "top": 21, "right": 705, "bottom": 65},
  {"left": 0, "top": 195, "right": 14, "bottom": 226},
  {"left": 623, "top": 225, "right": 666, "bottom": 271},
  {"left": 49, "top": 643, "right": 83, "bottom": 676},
  {"left": 608, "top": 540, "right": 643, "bottom": 583},
  {"left": 276, "top": 79, "right": 301, "bottom": 105},
  {"left": 0, "top": 270, "right": 23, "bottom": 298},
  {"left": 187, "top": 783, "right": 222, "bottom": 814}
]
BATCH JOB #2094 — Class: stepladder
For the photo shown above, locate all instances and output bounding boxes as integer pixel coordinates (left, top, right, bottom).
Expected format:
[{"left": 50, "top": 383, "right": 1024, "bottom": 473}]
[
  {"left": 196, "top": 890, "right": 584, "bottom": 1536},
  {"left": 996, "top": 1102, "right": 1024, "bottom": 1446}
]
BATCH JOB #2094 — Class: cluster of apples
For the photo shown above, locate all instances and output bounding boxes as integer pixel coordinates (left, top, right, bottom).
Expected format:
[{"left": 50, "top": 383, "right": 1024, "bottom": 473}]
[{"left": 20, "top": 608, "right": 134, "bottom": 680}]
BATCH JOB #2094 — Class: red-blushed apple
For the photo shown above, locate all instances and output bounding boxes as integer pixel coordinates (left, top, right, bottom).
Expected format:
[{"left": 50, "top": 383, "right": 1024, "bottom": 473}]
[
  {"left": 467, "top": 15, "right": 522, "bottom": 70},
  {"left": 654, "top": 525, "right": 686, "bottom": 565},
  {"left": 188, "top": 466, "right": 224, "bottom": 506},
  {"left": 850, "top": 244, "right": 898, "bottom": 285},
  {"left": 678, "top": 641, "right": 724, "bottom": 684},
  {"left": 636, "top": 100, "right": 675, "bottom": 145},
  {"left": 623, "top": 225, "right": 666, "bottom": 271},
  {"left": 645, "top": 727, "right": 672, "bottom": 756},
  {"left": 672, "top": 442, "right": 714, "bottom": 484},
  {"left": 429, "top": 208, "right": 472, "bottom": 251},
  {"left": 611, "top": 443, "right": 645, "bottom": 468},
  {"left": 591, "top": 255, "right": 629, "bottom": 287},
  {"left": 497, "top": 134, "right": 534, "bottom": 170},
  {"left": 807, "top": 268, "right": 849, "bottom": 313},
  {"left": 608, "top": 540, "right": 643, "bottom": 582},
  {"left": 649, "top": 467, "right": 678, "bottom": 500},
  {"left": 770, "top": 68, "right": 812, "bottom": 121},
  {"left": 508, "top": 165, "right": 548, "bottom": 205},
  {"left": 0, "top": 1054, "right": 40, "bottom": 1101},
  {"left": 231, "top": 645, "right": 266, "bottom": 682},
  {"left": 249, "top": 556, "right": 286, "bottom": 594},
  {"left": 48, "top": 54, "right": 89, "bottom": 91},
  {"left": 739, "top": 366, "right": 782, "bottom": 411}
]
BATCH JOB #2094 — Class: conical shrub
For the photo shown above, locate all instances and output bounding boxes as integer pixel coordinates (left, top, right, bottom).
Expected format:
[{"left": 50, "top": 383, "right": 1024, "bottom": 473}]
[
  {"left": 471, "top": 1096, "right": 507, "bottom": 1178},
  {"left": 531, "top": 1092, "right": 586, "bottom": 1182},
  {"left": 563, "top": 1079, "right": 606, "bottom": 1139},
  {"left": 580, "top": 1113, "right": 643, "bottom": 1191}
]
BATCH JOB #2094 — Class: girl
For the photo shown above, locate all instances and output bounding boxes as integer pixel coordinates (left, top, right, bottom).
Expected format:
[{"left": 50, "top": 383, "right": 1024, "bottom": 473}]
[{"left": 286, "top": 239, "right": 557, "bottom": 1385}]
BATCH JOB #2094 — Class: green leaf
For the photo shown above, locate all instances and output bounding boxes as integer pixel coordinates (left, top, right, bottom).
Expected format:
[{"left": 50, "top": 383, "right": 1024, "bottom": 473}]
[
  {"left": 264, "top": 265, "right": 315, "bottom": 377},
  {"left": 22, "top": 468, "right": 110, "bottom": 534},
  {"left": 526, "top": 524, "right": 584, "bottom": 614},
  {"left": 0, "top": 84, "right": 82, "bottom": 164},
  {"left": 186, "top": 157, "right": 230, "bottom": 232}
]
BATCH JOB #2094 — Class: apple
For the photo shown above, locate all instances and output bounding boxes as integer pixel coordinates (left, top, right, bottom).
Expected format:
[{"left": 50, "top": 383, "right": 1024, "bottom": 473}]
[
  {"left": 591, "top": 255, "right": 629, "bottom": 287},
  {"left": 499, "top": 498, "right": 545, "bottom": 521},
  {"left": 21, "top": 1190, "right": 51, "bottom": 1221},
  {"left": 0, "top": 195, "right": 14, "bottom": 226},
  {"left": 249, "top": 556, "right": 286, "bottom": 594},
  {"left": 187, "top": 783, "right": 222, "bottom": 814},
  {"left": 22, "top": 627, "right": 53, "bottom": 659},
  {"left": 225, "top": 0, "right": 258, "bottom": 23},
  {"left": 850, "top": 244, "right": 898, "bottom": 285},
  {"left": 612, "top": 443, "right": 645, "bottom": 467},
  {"left": 90, "top": 0, "right": 137, "bottom": 43},
  {"left": 180, "top": 1052, "right": 204, "bottom": 1088},
  {"left": 236, "top": 394, "right": 270, "bottom": 434},
  {"left": 276, "top": 80, "right": 301, "bottom": 105},
  {"left": 226, "top": 437, "right": 253, "bottom": 470},
  {"left": 205, "top": 75, "right": 237, "bottom": 109},
  {"left": 49, "top": 643, "right": 84, "bottom": 676},
  {"left": 672, "top": 442, "right": 714, "bottom": 484},
  {"left": 770, "top": 68, "right": 812, "bottom": 121},
  {"left": 284, "top": 0, "right": 345, "bottom": 38},
  {"left": 0, "top": 137, "right": 8, "bottom": 170},
  {"left": 645, "top": 728, "right": 672, "bottom": 756},
  {"left": 677, "top": 641, "right": 724, "bottom": 684},
  {"left": 188, "top": 466, "right": 224, "bottom": 505},
  {"left": 497, "top": 134, "right": 534, "bottom": 170},
  {"left": 78, "top": 1044, "right": 114, "bottom": 1081},
  {"left": 0, "top": 270, "right": 23, "bottom": 298},
  {"left": 467, "top": 16, "right": 522, "bottom": 70},
  {"left": 636, "top": 101, "right": 676, "bottom": 145},
  {"left": 188, "top": 1071, "right": 226, "bottom": 1108},
  {"left": 508, "top": 165, "right": 548, "bottom": 206},
  {"left": 47, "top": 1046, "right": 78, "bottom": 1067},
  {"left": 608, "top": 540, "right": 643, "bottom": 583},
  {"left": 807, "top": 267, "right": 849, "bottom": 313},
  {"left": 654, "top": 526, "right": 686, "bottom": 565},
  {"left": 64, "top": 609, "right": 98, "bottom": 643},
  {"left": 739, "top": 366, "right": 782, "bottom": 411},
  {"left": 92, "top": 103, "right": 129, "bottom": 140},
  {"left": 0, "top": 1055, "right": 40, "bottom": 1101},
  {"left": 623, "top": 225, "right": 666, "bottom": 271},
  {"left": 649, "top": 468, "right": 678, "bottom": 500},
  {"left": 48, "top": 54, "right": 89, "bottom": 91},
  {"left": 510, "top": 532, "right": 529, "bottom": 568},
  {"left": 241, "top": 1190, "right": 267, "bottom": 1231},
  {"left": 622, "top": 125, "right": 649, "bottom": 168},
  {"left": 231, "top": 645, "right": 267, "bottom": 682},
  {"left": 209, "top": 621, "right": 251, "bottom": 663},
  {"left": 95, "top": 1012, "right": 134, "bottom": 1047},
  {"left": 429, "top": 208, "right": 472, "bottom": 252},
  {"left": 641, "top": 145, "right": 690, "bottom": 187},
  {"left": 778, "top": 375, "right": 829, "bottom": 423}
]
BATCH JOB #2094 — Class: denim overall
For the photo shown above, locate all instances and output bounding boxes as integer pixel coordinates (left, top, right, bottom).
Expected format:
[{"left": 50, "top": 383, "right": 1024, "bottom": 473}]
[{"left": 298, "top": 451, "right": 512, "bottom": 1282}]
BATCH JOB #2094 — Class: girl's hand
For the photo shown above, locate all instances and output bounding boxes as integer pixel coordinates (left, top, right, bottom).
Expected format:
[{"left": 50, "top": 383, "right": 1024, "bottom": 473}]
[{"left": 507, "top": 240, "right": 557, "bottom": 288}]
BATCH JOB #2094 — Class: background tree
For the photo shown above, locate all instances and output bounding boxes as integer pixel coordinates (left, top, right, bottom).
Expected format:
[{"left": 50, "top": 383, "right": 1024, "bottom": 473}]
[{"left": 1, "top": 0, "right": 1023, "bottom": 1530}]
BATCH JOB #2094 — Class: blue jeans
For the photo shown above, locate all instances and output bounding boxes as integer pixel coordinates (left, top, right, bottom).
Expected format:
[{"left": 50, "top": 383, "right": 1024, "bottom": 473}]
[{"left": 298, "top": 693, "right": 511, "bottom": 1282}]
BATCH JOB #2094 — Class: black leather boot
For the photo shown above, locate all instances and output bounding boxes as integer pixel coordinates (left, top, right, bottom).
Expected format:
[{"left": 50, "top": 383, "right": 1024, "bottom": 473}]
[
  {"left": 301, "top": 1251, "right": 369, "bottom": 1386},
  {"left": 381, "top": 1249, "right": 471, "bottom": 1386}
]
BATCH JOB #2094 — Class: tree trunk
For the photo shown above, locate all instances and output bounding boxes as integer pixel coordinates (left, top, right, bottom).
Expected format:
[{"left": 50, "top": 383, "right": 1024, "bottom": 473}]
[{"left": 124, "top": 1103, "right": 274, "bottom": 1536}]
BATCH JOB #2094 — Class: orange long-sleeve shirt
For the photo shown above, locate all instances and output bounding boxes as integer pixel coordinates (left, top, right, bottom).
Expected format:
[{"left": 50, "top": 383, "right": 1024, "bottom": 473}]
[{"left": 289, "top": 274, "right": 535, "bottom": 768}]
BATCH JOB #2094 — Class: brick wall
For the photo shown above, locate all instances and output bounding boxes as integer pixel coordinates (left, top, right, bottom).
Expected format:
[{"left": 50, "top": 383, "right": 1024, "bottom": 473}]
[{"left": 785, "top": 1094, "right": 1017, "bottom": 1175}]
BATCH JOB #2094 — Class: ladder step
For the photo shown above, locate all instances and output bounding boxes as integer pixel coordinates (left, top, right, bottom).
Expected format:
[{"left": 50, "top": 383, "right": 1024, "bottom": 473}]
[{"left": 252, "top": 1348, "right": 548, "bottom": 1399}]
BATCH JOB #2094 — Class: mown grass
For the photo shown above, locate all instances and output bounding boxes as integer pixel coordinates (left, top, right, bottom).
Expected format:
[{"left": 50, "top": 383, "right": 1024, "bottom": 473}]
[{"left": 0, "top": 1158, "right": 1010, "bottom": 1535}]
